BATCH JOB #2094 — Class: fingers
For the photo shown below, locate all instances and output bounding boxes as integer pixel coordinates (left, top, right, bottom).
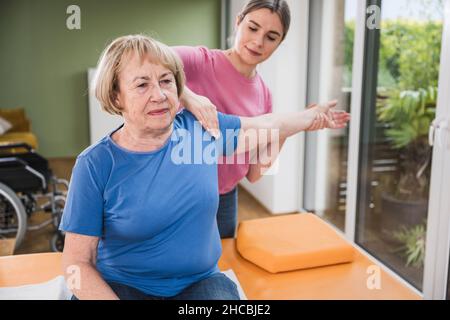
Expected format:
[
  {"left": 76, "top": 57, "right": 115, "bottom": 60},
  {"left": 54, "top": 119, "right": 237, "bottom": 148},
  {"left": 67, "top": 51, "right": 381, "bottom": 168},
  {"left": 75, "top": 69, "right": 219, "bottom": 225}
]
[
  {"left": 318, "top": 113, "right": 327, "bottom": 129},
  {"left": 329, "top": 113, "right": 350, "bottom": 129},
  {"left": 196, "top": 111, "right": 209, "bottom": 133},
  {"left": 306, "top": 115, "right": 318, "bottom": 131},
  {"left": 325, "top": 109, "right": 350, "bottom": 129},
  {"left": 307, "top": 119, "right": 320, "bottom": 131},
  {"left": 332, "top": 112, "right": 351, "bottom": 127},
  {"left": 308, "top": 111, "right": 350, "bottom": 131},
  {"left": 331, "top": 110, "right": 350, "bottom": 119},
  {"left": 307, "top": 113, "right": 327, "bottom": 131},
  {"left": 328, "top": 99, "right": 338, "bottom": 108},
  {"left": 202, "top": 105, "right": 220, "bottom": 138},
  {"left": 308, "top": 102, "right": 351, "bottom": 131}
]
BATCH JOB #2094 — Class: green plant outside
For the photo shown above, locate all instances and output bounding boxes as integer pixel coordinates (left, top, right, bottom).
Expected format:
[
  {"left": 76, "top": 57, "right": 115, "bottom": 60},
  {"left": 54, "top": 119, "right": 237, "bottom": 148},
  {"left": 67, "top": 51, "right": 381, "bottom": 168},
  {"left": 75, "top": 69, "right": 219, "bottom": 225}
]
[
  {"left": 393, "top": 223, "right": 427, "bottom": 268},
  {"left": 343, "top": 20, "right": 442, "bottom": 90},
  {"left": 344, "top": 18, "right": 442, "bottom": 268}
]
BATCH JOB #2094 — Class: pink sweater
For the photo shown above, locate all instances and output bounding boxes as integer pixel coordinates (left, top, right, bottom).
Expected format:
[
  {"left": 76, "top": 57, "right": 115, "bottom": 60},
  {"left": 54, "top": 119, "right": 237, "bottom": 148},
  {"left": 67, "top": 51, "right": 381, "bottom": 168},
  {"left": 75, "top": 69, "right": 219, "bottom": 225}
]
[{"left": 173, "top": 46, "right": 273, "bottom": 194}]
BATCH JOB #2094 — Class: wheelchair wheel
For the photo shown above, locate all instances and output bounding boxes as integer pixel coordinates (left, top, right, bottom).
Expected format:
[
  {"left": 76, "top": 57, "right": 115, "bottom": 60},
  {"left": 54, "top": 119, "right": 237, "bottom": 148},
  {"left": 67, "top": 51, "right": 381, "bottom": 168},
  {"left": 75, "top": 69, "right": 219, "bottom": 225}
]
[
  {"left": 50, "top": 232, "right": 65, "bottom": 252},
  {"left": 52, "top": 196, "right": 66, "bottom": 229},
  {"left": 0, "top": 182, "right": 27, "bottom": 251}
]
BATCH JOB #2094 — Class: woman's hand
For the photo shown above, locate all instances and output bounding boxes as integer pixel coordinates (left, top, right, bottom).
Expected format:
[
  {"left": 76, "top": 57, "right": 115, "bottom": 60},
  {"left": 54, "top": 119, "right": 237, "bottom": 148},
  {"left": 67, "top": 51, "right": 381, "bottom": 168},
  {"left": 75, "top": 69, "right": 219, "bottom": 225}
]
[
  {"left": 181, "top": 87, "right": 220, "bottom": 138},
  {"left": 306, "top": 100, "right": 350, "bottom": 131},
  {"left": 237, "top": 99, "right": 350, "bottom": 155}
]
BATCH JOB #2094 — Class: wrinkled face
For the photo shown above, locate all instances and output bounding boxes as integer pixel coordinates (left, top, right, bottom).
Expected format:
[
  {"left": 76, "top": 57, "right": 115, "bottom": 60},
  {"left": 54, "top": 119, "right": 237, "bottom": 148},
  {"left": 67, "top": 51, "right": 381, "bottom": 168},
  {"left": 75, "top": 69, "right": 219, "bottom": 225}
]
[
  {"left": 234, "top": 8, "right": 284, "bottom": 65},
  {"left": 116, "top": 53, "right": 179, "bottom": 134}
]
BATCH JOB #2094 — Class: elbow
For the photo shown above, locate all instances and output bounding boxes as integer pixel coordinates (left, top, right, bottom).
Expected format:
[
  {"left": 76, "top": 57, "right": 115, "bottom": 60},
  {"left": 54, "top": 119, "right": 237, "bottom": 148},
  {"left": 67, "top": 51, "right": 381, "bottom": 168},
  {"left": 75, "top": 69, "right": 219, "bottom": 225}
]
[
  {"left": 247, "top": 177, "right": 260, "bottom": 184},
  {"left": 246, "top": 172, "right": 262, "bottom": 183},
  {"left": 62, "top": 255, "right": 81, "bottom": 279},
  {"left": 61, "top": 252, "right": 94, "bottom": 281}
]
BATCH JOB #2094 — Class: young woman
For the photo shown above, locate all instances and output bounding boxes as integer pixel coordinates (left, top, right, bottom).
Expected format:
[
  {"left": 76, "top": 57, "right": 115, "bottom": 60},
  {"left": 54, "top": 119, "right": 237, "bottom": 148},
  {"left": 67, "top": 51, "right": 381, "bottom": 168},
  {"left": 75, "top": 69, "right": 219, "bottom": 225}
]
[{"left": 174, "top": 0, "right": 349, "bottom": 238}]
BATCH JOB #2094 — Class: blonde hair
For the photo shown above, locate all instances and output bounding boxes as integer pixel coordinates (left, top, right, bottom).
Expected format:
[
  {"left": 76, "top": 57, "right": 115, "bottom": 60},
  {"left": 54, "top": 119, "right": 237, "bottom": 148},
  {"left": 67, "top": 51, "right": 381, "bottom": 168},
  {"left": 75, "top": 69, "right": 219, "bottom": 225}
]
[{"left": 93, "top": 34, "right": 185, "bottom": 115}]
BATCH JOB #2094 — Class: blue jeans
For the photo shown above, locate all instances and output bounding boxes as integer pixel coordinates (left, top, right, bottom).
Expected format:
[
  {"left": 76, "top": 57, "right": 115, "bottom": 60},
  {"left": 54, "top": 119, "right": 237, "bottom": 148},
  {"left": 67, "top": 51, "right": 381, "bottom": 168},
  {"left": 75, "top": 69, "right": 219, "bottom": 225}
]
[
  {"left": 217, "top": 187, "right": 238, "bottom": 239},
  {"left": 71, "top": 273, "right": 240, "bottom": 300}
]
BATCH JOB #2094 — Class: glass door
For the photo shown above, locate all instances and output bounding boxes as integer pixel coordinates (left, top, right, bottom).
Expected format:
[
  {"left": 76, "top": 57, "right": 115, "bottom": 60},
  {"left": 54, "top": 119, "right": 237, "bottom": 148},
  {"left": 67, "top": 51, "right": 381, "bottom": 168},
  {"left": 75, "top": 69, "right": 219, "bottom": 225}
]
[
  {"left": 423, "top": 0, "right": 450, "bottom": 300},
  {"left": 353, "top": 0, "right": 445, "bottom": 291}
]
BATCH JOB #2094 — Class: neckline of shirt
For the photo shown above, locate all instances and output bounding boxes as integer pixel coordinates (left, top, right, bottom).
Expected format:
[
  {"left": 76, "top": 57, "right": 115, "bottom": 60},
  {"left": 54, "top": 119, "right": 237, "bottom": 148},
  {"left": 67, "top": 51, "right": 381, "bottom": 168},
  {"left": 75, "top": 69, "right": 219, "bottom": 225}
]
[
  {"left": 107, "top": 124, "right": 173, "bottom": 156},
  {"left": 214, "top": 49, "right": 260, "bottom": 85}
]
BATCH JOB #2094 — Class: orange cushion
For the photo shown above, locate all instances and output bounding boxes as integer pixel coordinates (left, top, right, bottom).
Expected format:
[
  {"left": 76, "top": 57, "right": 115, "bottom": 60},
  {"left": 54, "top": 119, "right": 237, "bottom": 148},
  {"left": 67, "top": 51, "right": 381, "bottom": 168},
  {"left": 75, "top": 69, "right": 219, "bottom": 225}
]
[
  {"left": 236, "top": 213, "right": 355, "bottom": 273},
  {"left": 219, "top": 239, "right": 421, "bottom": 299},
  {"left": 0, "top": 253, "right": 63, "bottom": 287}
]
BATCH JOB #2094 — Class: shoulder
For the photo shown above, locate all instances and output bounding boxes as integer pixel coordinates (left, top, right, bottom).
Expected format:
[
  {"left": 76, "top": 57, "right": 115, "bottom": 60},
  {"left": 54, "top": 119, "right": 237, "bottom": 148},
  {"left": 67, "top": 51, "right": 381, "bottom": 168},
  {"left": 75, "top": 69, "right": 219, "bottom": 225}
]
[
  {"left": 75, "top": 136, "right": 114, "bottom": 181},
  {"left": 175, "top": 109, "right": 240, "bottom": 130},
  {"left": 173, "top": 109, "right": 203, "bottom": 134},
  {"left": 174, "top": 109, "right": 196, "bottom": 125},
  {"left": 255, "top": 75, "right": 273, "bottom": 113},
  {"left": 217, "top": 111, "right": 241, "bottom": 132},
  {"left": 78, "top": 136, "right": 112, "bottom": 162},
  {"left": 173, "top": 46, "right": 215, "bottom": 64}
]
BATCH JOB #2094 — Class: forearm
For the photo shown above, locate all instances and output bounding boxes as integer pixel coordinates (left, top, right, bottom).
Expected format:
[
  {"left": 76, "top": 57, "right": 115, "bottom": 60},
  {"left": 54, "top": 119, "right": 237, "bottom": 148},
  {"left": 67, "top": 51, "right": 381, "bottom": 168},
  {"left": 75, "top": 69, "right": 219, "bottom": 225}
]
[
  {"left": 268, "top": 109, "right": 317, "bottom": 138},
  {"left": 64, "top": 260, "right": 119, "bottom": 300},
  {"left": 246, "top": 137, "right": 287, "bottom": 182},
  {"left": 237, "top": 108, "right": 316, "bottom": 154}
]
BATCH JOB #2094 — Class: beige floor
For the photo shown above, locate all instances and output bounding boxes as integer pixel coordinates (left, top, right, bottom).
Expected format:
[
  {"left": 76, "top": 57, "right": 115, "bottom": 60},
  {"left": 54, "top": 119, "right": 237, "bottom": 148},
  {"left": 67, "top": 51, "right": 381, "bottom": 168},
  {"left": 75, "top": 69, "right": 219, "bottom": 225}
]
[{"left": 12, "top": 158, "right": 276, "bottom": 255}]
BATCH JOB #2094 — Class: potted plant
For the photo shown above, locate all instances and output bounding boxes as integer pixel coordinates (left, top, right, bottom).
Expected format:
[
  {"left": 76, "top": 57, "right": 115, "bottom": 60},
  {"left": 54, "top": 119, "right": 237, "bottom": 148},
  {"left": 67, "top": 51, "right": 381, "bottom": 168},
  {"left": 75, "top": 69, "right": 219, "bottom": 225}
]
[
  {"left": 392, "top": 222, "right": 426, "bottom": 268},
  {"left": 377, "top": 86, "right": 437, "bottom": 236}
]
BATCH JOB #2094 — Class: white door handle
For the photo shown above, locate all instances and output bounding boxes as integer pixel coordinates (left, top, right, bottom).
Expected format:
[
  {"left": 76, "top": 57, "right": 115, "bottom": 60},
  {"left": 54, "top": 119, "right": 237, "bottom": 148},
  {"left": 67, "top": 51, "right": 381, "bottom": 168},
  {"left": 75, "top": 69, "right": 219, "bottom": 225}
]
[
  {"left": 429, "top": 122, "right": 436, "bottom": 147},
  {"left": 429, "top": 118, "right": 450, "bottom": 148}
]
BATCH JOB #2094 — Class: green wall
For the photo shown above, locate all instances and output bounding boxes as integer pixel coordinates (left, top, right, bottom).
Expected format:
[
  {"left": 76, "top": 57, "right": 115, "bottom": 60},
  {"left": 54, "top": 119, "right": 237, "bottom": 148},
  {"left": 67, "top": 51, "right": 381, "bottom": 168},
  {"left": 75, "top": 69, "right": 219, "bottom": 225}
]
[{"left": 0, "top": 0, "right": 221, "bottom": 157}]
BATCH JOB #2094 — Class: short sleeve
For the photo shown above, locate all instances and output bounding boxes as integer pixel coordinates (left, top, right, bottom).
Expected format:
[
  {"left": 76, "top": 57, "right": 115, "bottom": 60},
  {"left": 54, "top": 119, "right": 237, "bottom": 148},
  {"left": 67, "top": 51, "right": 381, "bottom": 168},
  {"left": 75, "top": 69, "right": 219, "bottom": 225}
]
[
  {"left": 59, "top": 156, "right": 104, "bottom": 237},
  {"left": 216, "top": 112, "right": 241, "bottom": 157},
  {"left": 172, "top": 46, "right": 211, "bottom": 80}
]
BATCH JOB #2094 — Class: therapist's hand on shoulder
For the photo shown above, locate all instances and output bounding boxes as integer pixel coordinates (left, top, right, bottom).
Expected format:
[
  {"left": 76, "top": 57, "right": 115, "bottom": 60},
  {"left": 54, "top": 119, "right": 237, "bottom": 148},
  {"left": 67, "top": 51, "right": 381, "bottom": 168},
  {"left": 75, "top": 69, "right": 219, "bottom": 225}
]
[{"left": 181, "top": 86, "right": 220, "bottom": 139}]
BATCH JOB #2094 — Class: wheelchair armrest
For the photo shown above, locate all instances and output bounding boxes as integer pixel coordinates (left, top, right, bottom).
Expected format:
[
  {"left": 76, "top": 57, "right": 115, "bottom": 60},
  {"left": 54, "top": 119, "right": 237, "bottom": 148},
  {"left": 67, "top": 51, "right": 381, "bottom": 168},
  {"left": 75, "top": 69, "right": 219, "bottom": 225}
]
[
  {"left": 0, "top": 157, "right": 28, "bottom": 168},
  {"left": 0, "top": 157, "right": 47, "bottom": 190}
]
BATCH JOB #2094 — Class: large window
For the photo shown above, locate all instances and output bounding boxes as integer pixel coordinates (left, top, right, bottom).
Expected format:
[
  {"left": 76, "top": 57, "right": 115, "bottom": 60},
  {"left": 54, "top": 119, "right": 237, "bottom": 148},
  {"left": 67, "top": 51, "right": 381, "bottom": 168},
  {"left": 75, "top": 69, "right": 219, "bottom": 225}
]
[
  {"left": 305, "top": 0, "right": 448, "bottom": 294},
  {"left": 355, "top": 0, "right": 444, "bottom": 290}
]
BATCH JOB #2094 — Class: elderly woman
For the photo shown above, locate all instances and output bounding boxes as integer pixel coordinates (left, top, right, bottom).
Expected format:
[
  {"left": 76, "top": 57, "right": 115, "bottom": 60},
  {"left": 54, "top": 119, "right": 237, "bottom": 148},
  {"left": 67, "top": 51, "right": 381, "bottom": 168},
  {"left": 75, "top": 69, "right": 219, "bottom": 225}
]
[{"left": 60, "top": 35, "right": 349, "bottom": 300}]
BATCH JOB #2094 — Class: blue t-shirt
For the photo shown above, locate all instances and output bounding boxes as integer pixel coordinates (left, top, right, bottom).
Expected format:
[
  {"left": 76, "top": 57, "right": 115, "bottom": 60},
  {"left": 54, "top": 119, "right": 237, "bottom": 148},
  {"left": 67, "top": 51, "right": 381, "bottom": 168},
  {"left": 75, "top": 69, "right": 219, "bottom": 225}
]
[{"left": 59, "top": 110, "right": 241, "bottom": 297}]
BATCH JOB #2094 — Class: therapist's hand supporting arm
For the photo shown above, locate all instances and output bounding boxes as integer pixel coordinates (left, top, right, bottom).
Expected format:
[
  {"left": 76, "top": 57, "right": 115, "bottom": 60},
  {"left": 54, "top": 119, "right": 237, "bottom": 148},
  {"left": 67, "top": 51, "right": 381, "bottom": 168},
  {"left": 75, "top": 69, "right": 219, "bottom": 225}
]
[
  {"left": 246, "top": 137, "right": 287, "bottom": 182},
  {"left": 236, "top": 100, "right": 350, "bottom": 155},
  {"left": 62, "top": 232, "right": 119, "bottom": 300},
  {"left": 245, "top": 103, "right": 344, "bottom": 182}
]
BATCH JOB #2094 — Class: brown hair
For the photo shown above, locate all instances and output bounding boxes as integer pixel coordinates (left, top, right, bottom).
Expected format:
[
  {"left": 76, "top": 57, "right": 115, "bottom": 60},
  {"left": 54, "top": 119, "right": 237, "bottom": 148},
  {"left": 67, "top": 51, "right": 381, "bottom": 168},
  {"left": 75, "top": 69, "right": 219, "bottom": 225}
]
[
  {"left": 238, "top": 0, "right": 291, "bottom": 41},
  {"left": 93, "top": 34, "right": 185, "bottom": 116}
]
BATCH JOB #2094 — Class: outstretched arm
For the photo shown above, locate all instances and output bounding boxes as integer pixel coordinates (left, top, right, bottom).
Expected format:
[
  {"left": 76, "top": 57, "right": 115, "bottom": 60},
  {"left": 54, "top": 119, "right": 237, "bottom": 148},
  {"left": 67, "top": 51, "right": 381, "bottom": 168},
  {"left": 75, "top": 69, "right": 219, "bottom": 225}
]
[
  {"left": 245, "top": 103, "right": 347, "bottom": 182},
  {"left": 236, "top": 100, "right": 350, "bottom": 155}
]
